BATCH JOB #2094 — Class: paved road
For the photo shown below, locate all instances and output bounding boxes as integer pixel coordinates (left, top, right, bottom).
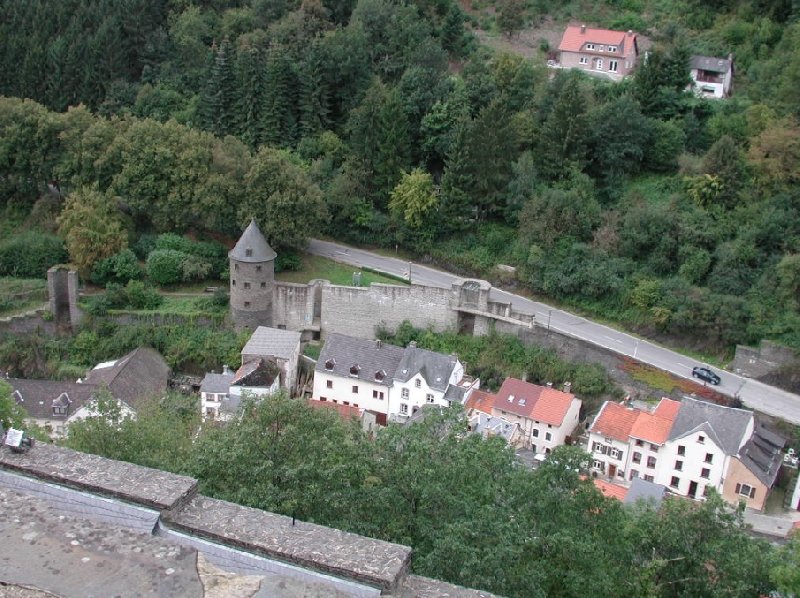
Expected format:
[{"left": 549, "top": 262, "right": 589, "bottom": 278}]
[{"left": 307, "top": 239, "right": 800, "bottom": 425}]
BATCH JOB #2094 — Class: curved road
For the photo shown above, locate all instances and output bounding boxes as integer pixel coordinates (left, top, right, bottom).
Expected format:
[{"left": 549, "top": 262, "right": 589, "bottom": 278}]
[{"left": 308, "top": 238, "right": 800, "bottom": 425}]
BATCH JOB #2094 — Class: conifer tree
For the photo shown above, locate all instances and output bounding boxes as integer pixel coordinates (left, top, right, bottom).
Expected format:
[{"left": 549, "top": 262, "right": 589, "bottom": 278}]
[
  {"left": 235, "top": 45, "right": 267, "bottom": 149},
  {"left": 200, "top": 38, "right": 237, "bottom": 137}
]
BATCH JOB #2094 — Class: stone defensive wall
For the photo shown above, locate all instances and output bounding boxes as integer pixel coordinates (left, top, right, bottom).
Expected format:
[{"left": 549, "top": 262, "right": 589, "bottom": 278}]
[{"left": 0, "top": 444, "right": 499, "bottom": 597}]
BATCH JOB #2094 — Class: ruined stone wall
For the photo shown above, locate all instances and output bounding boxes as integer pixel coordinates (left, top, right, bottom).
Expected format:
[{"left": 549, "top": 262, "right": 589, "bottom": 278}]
[
  {"left": 732, "top": 340, "right": 798, "bottom": 379},
  {"left": 320, "top": 283, "right": 459, "bottom": 339},
  {"left": 273, "top": 281, "right": 319, "bottom": 331}
]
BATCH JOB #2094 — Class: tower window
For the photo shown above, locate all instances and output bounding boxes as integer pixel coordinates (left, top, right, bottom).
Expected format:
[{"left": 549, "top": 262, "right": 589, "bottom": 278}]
[
  {"left": 234, "top": 264, "right": 239, "bottom": 271},
  {"left": 256, "top": 265, "right": 262, "bottom": 272},
  {"left": 261, "top": 282, "right": 266, "bottom": 288},
  {"left": 244, "top": 282, "right": 250, "bottom": 289},
  {"left": 246, "top": 248, "right": 253, "bottom": 257},
  {"left": 244, "top": 301, "right": 250, "bottom": 307},
  {"left": 232, "top": 279, "right": 236, "bottom": 286}
]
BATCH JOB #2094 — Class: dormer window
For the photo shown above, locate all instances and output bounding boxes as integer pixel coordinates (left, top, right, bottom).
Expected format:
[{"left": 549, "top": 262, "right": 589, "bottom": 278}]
[
  {"left": 374, "top": 370, "right": 386, "bottom": 382},
  {"left": 350, "top": 364, "right": 360, "bottom": 376},
  {"left": 246, "top": 248, "right": 253, "bottom": 257},
  {"left": 508, "top": 394, "right": 515, "bottom": 403},
  {"left": 325, "top": 359, "right": 335, "bottom": 370},
  {"left": 586, "top": 43, "right": 596, "bottom": 50},
  {"left": 519, "top": 399, "right": 526, "bottom": 406},
  {"left": 608, "top": 45, "right": 617, "bottom": 52}
]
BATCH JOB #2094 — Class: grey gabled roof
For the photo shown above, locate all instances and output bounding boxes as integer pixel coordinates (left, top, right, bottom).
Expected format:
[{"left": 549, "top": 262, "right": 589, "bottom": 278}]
[
  {"left": 444, "top": 385, "right": 466, "bottom": 404},
  {"left": 241, "top": 327, "right": 301, "bottom": 361},
  {"left": 229, "top": 219, "right": 277, "bottom": 263},
  {"left": 668, "top": 397, "right": 752, "bottom": 456},
  {"left": 9, "top": 378, "right": 98, "bottom": 420},
  {"left": 690, "top": 55, "right": 732, "bottom": 74},
  {"left": 200, "top": 373, "right": 234, "bottom": 394},
  {"left": 316, "top": 334, "right": 404, "bottom": 386},
  {"left": 84, "top": 347, "right": 170, "bottom": 408},
  {"left": 394, "top": 346, "right": 458, "bottom": 392},
  {"left": 624, "top": 477, "right": 666, "bottom": 507},
  {"left": 738, "top": 421, "right": 785, "bottom": 487}
]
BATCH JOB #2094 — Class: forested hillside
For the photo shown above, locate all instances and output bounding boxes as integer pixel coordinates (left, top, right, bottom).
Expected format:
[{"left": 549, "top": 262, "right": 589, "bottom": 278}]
[{"left": 1, "top": 0, "right": 800, "bottom": 353}]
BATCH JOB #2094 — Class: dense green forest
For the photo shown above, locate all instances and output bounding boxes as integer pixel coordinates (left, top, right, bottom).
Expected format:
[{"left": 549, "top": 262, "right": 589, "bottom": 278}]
[
  {"left": 1, "top": 0, "right": 800, "bottom": 356},
  {"left": 53, "top": 388, "right": 798, "bottom": 597}
]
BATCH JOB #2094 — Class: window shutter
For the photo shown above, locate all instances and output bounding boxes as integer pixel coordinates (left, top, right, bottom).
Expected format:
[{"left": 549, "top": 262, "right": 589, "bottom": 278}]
[
  {"left": 735, "top": 483, "right": 741, "bottom": 494},
  {"left": 749, "top": 487, "right": 756, "bottom": 499}
]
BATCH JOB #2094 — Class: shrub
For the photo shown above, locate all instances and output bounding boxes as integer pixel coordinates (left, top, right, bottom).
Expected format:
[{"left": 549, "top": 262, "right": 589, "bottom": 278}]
[
  {"left": 133, "top": 234, "right": 158, "bottom": 260},
  {"left": 276, "top": 252, "right": 302, "bottom": 273},
  {"left": 124, "top": 280, "right": 163, "bottom": 309},
  {"left": 90, "top": 249, "right": 142, "bottom": 286},
  {"left": 0, "top": 232, "right": 67, "bottom": 278},
  {"left": 181, "top": 254, "right": 213, "bottom": 282},
  {"left": 146, "top": 249, "right": 187, "bottom": 285}
]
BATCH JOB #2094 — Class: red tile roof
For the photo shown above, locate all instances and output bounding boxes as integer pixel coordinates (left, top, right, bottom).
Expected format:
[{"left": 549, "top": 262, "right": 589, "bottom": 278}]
[
  {"left": 492, "top": 378, "right": 577, "bottom": 426},
  {"left": 558, "top": 25, "right": 637, "bottom": 58},
  {"left": 530, "top": 387, "right": 577, "bottom": 426},
  {"left": 307, "top": 400, "right": 361, "bottom": 420},
  {"left": 590, "top": 401, "right": 640, "bottom": 442},
  {"left": 630, "top": 411, "right": 674, "bottom": 445},
  {"left": 594, "top": 479, "right": 628, "bottom": 501},
  {"left": 654, "top": 398, "right": 681, "bottom": 420},
  {"left": 465, "top": 390, "right": 495, "bottom": 415}
]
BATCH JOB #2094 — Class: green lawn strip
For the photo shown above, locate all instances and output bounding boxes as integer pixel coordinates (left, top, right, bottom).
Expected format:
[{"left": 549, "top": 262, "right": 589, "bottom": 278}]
[{"left": 276, "top": 253, "right": 407, "bottom": 286}]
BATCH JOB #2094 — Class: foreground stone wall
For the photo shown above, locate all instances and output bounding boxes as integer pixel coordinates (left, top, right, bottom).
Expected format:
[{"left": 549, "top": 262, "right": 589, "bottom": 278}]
[{"left": 0, "top": 444, "right": 499, "bottom": 596}]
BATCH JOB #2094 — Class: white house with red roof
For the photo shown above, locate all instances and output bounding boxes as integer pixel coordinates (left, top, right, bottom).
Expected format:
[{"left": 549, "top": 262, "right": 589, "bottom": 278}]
[
  {"left": 489, "top": 378, "right": 581, "bottom": 454},
  {"left": 588, "top": 398, "right": 784, "bottom": 511},
  {"left": 555, "top": 24, "right": 639, "bottom": 81}
]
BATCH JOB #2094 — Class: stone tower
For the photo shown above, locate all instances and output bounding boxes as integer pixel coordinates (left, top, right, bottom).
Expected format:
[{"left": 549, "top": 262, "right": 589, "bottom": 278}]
[{"left": 229, "top": 219, "right": 276, "bottom": 329}]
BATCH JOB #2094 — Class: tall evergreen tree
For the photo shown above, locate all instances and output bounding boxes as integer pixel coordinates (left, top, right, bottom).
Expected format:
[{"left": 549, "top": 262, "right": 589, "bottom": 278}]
[
  {"left": 235, "top": 45, "right": 268, "bottom": 149},
  {"left": 536, "top": 73, "right": 590, "bottom": 181},
  {"left": 262, "top": 48, "right": 298, "bottom": 148},
  {"left": 298, "top": 45, "right": 331, "bottom": 139},
  {"left": 439, "top": 117, "right": 474, "bottom": 232},
  {"left": 200, "top": 38, "right": 237, "bottom": 138}
]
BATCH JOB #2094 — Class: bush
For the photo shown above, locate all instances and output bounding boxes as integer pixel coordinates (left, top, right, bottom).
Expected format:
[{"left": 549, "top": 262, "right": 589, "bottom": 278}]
[
  {"left": 275, "top": 251, "right": 302, "bottom": 272},
  {"left": 90, "top": 249, "right": 142, "bottom": 286},
  {"left": 146, "top": 249, "right": 187, "bottom": 285},
  {"left": 155, "top": 234, "right": 227, "bottom": 277},
  {"left": 124, "top": 280, "right": 163, "bottom": 309},
  {"left": 132, "top": 234, "right": 158, "bottom": 260},
  {"left": 181, "top": 254, "right": 213, "bottom": 282},
  {"left": 0, "top": 232, "right": 67, "bottom": 278}
]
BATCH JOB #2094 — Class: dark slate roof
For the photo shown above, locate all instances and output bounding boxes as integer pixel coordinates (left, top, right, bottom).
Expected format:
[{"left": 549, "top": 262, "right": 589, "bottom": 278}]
[
  {"left": 738, "top": 421, "right": 785, "bottom": 487},
  {"left": 690, "top": 55, "right": 732, "bottom": 74},
  {"left": 229, "top": 219, "right": 277, "bottom": 263},
  {"left": 232, "top": 358, "right": 280, "bottom": 387},
  {"left": 316, "top": 334, "right": 405, "bottom": 386},
  {"left": 444, "top": 385, "right": 466, "bottom": 404},
  {"left": 394, "top": 345, "right": 458, "bottom": 392},
  {"left": 668, "top": 397, "right": 752, "bottom": 456},
  {"left": 199, "top": 373, "right": 234, "bottom": 394},
  {"left": 624, "top": 477, "right": 666, "bottom": 507},
  {"left": 83, "top": 347, "right": 170, "bottom": 408},
  {"left": 9, "top": 378, "right": 98, "bottom": 420}
]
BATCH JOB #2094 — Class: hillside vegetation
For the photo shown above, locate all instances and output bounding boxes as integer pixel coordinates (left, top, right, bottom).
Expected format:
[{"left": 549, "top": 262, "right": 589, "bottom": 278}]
[{"left": 0, "top": 0, "right": 799, "bottom": 356}]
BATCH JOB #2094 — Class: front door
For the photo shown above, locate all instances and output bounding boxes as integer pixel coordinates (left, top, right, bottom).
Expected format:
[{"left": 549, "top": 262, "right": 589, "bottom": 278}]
[
  {"left": 688, "top": 481, "right": 698, "bottom": 498},
  {"left": 609, "top": 464, "right": 617, "bottom": 478}
]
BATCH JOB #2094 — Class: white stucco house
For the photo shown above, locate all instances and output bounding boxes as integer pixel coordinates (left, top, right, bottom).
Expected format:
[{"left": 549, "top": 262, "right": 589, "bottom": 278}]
[
  {"left": 688, "top": 54, "right": 734, "bottom": 99},
  {"left": 240, "top": 326, "right": 302, "bottom": 395}
]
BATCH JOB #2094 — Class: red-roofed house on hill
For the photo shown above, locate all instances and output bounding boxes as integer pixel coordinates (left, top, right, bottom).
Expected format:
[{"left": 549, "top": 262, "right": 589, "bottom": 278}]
[
  {"left": 554, "top": 24, "right": 639, "bottom": 81},
  {"left": 490, "top": 378, "right": 581, "bottom": 454}
]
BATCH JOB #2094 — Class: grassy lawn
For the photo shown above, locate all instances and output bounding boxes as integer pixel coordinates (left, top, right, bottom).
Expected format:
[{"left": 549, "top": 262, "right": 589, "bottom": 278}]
[
  {"left": 0, "top": 277, "right": 48, "bottom": 317},
  {"left": 276, "top": 253, "right": 407, "bottom": 286}
]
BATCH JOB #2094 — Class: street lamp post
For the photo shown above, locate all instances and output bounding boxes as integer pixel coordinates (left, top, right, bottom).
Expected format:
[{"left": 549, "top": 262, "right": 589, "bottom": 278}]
[{"left": 547, "top": 309, "right": 552, "bottom": 331}]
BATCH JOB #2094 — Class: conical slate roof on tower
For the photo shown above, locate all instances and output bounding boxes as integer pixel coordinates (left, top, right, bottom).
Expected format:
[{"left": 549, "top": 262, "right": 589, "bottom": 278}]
[{"left": 229, "top": 219, "right": 277, "bottom": 263}]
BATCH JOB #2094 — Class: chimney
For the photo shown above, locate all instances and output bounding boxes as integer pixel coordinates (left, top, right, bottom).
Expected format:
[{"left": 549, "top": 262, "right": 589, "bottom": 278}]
[
  {"left": 222, "top": 364, "right": 230, "bottom": 375},
  {"left": 627, "top": 30, "right": 633, "bottom": 37},
  {"left": 563, "top": 381, "right": 572, "bottom": 394},
  {"left": 408, "top": 341, "right": 417, "bottom": 348},
  {"left": 580, "top": 24, "right": 586, "bottom": 34}
]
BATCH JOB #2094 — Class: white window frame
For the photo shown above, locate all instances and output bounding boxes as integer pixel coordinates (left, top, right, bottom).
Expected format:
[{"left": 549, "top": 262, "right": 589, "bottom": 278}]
[
  {"left": 609, "top": 60, "right": 618, "bottom": 73},
  {"left": 595, "top": 58, "right": 603, "bottom": 71},
  {"left": 545, "top": 432, "right": 552, "bottom": 441},
  {"left": 608, "top": 45, "right": 617, "bottom": 53},
  {"left": 399, "top": 403, "right": 408, "bottom": 415},
  {"left": 401, "top": 388, "right": 409, "bottom": 399},
  {"left": 579, "top": 56, "right": 588, "bottom": 65},
  {"left": 586, "top": 43, "right": 595, "bottom": 50},
  {"left": 415, "top": 379, "right": 422, "bottom": 388},
  {"left": 425, "top": 394, "right": 434, "bottom": 403}
]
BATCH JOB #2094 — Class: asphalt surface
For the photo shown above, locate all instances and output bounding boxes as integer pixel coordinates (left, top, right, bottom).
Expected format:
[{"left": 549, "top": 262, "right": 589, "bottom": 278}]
[{"left": 307, "top": 238, "right": 800, "bottom": 425}]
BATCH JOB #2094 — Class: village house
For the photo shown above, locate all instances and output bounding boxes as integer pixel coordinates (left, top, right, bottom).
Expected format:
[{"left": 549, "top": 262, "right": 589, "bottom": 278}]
[
  {"left": 240, "top": 326, "right": 301, "bottom": 394},
  {"left": 310, "top": 334, "right": 478, "bottom": 425},
  {"left": 200, "top": 358, "right": 281, "bottom": 421},
  {"left": 688, "top": 54, "right": 734, "bottom": 99},
  {"left": 588, "top": 397, "right": 784, "bottom": 511},
  {"left": 488, "top": 378, "right": 581, "bottom": 454},
  {"left": 7, "top": 347, "right": 170, "bottom": 436},
  {"left": 554, "top": 24, "right": 639, "bottom": 81}
]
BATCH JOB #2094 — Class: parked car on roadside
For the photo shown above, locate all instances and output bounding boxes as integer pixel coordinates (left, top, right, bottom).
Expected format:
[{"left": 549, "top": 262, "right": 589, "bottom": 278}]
[{"left": 692, "top": 366, "right": 721, "bottom": 385}]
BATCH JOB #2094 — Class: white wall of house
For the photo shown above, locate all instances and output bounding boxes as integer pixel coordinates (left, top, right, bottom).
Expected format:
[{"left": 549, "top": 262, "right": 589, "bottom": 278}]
[
  {"left": 529, "top": 399, "right": 581, "bottom": 455},
  {"left": 230, "top": 379, "right": 280, "bottom": 400},
  {"left": 201, "top": 391, "right": 228, "bottom": 421},
  {"left": 690, "top": 69, "right": 732, "bottom": 99},
  {"left": 655, "top": 432, "right": 729, "bottom": 499},
  {"left": 69, "top": 400, "right": 136, "bottom": 426},
  {"left": 392, "top": 373, "right": 450, "bottom": 418},
  {"left": 626, "top": 438, "right": 665, "bottom": 483},
  {"left": 312, "top": 370, "right": 389, "bottom": 413},
  {"left": 588, "top": 432, "right": 630, "bottom": 482}
]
